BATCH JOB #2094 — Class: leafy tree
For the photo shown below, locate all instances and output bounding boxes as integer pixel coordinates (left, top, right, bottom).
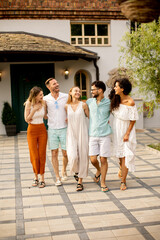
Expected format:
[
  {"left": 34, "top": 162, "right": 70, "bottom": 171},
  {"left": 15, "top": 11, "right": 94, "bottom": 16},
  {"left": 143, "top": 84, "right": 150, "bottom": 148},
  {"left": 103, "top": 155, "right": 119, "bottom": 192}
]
[{"left": 119, "top": 19, "right": 160, "bottom": 110}]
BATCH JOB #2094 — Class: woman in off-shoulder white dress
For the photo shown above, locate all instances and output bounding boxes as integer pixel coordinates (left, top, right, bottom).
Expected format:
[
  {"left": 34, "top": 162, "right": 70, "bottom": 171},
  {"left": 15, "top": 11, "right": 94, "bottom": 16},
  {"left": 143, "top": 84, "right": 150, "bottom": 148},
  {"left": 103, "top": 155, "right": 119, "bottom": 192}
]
[{"left": 109, "top": 78, "right": 139, "bottom": 190}]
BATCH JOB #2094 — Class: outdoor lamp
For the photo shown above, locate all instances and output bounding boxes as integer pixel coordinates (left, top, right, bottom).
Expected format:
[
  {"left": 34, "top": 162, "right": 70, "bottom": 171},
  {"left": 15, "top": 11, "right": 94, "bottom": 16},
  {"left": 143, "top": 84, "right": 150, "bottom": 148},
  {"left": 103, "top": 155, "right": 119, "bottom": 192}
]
[
  {"left": 0, "top": 72, "right": 2, "bottom": 81},
  {"left": 64, "top": 69, "right": 69, "bottom": 79}
]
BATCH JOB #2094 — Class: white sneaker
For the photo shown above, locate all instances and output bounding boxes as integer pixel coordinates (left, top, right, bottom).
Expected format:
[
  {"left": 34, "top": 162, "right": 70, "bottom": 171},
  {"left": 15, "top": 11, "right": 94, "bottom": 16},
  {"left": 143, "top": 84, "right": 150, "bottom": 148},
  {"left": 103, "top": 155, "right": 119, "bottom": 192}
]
[
  {"left": 55, "top": 178, "right": 62, "bottom": 186},
  {"left": 61, "top": 171, "right": 68, "bottom": 181}
]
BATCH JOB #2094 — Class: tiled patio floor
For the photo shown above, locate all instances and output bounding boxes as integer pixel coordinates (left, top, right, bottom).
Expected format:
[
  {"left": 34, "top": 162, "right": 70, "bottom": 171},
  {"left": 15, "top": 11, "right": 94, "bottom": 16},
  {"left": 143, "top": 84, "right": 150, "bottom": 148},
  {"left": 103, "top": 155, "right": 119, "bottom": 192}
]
[{"left": 0, "top": 129, "right": 160, "bottom": 240}]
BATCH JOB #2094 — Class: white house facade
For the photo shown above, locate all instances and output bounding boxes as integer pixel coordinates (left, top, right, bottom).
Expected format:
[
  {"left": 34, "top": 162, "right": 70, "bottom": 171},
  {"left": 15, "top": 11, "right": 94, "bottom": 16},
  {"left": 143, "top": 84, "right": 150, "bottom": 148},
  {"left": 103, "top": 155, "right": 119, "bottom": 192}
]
[{"left": 0, "top": 1, "right": 159, "bottom": 134}]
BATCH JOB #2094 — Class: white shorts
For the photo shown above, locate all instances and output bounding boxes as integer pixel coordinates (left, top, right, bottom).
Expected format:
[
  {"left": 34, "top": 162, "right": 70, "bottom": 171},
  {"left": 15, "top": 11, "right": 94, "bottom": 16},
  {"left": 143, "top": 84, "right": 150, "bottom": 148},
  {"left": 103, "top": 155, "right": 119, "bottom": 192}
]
[{"left": 89, "top": 136, "right": 111, "bottom": 157}]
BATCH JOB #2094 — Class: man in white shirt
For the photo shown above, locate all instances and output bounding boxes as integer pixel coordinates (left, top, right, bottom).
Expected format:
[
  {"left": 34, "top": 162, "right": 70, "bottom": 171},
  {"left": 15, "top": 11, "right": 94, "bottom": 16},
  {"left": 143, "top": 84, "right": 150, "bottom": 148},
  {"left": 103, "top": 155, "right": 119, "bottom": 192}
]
[{"left": 44, "top": 78, "right": 68, "bottom": 186}]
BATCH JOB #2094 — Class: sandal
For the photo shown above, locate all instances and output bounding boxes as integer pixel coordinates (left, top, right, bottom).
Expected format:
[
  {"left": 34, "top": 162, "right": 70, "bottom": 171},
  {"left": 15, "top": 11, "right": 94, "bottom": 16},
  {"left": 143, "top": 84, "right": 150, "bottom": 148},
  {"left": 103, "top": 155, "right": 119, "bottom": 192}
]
[
  {"left": 74, "top": 173, "right": 79, "bottom": 182},
  {"left": 101, "top": 186, "right": 109, "bottom": 192},
  {"left": 32, "top": 179, "right": 39, "bottom": 187},
  {"left": 61, "top": 171, "right": 68, "bottom": 181},
  {"left": 120, "top": 182, "right": 127, "bottom": 191},
  {"left": 76, "top": 183, "right": 83, "bottom": 191},
  {"left": 93, "top": 173, "right": 101, "bottom": 183},
  {"left": 39, "top": 181, "right": 46, "bottom": 188}
]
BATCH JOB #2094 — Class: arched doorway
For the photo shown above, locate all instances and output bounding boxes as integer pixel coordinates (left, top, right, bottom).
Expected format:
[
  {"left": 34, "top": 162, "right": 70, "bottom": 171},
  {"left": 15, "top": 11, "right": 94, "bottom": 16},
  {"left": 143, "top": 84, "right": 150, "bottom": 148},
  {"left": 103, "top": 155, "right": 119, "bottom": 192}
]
[{"left": 74, "top": 70, "right": 91, "bottom": 100}]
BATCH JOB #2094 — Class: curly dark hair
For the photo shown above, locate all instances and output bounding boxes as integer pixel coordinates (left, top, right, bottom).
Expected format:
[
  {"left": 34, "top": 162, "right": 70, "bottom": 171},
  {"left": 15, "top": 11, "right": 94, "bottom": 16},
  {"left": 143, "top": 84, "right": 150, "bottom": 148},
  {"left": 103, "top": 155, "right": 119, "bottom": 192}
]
[{"left": 108, "top": 78, "right": 132, "bottom": 112}]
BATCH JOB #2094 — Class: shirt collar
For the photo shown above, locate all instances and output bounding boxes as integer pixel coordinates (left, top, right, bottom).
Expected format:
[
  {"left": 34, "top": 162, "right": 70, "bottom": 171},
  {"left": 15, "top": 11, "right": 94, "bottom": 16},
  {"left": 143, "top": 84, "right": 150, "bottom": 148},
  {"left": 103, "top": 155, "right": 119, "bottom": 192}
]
[
  {"left": 50, "top": 92, "right": 62, "bottom": 100},
  {"left": 93, "top": 97, "right": 105, "bottom": 104}
]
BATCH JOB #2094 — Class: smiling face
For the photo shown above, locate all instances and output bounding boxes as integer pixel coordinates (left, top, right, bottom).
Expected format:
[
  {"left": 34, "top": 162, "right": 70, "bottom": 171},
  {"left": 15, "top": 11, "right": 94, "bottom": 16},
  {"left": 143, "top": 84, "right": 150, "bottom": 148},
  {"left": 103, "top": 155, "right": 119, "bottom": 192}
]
[
  {"left": 48, "top": 79, "right": 59, "bottom": 93},
  {"left": 114, "top": 81, "right": 124, "bottom": 95},
  {"left": 35, "top": 91, "right": 44, "bottom": 103},
  {"left": 71, "top": 87, "right": 81, "bottom": 99},
  {"left": 91, "top": 85, "right": 100, "bottom": 98}
]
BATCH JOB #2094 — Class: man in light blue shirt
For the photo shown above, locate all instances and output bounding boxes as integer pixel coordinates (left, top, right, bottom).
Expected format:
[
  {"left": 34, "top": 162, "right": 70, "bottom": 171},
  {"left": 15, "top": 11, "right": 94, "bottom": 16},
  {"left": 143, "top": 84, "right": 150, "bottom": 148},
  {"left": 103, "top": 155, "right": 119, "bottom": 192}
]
[{"left": 86, "top": 81, "right": 112, "bottom": 192}]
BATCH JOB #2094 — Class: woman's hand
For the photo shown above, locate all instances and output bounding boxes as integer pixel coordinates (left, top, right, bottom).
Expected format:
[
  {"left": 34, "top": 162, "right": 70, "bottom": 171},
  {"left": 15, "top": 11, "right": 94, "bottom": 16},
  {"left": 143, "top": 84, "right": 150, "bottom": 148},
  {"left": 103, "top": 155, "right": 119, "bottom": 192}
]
[
  {"left": 27, "top": 119, "right": 32, "bottom": 124},
  {"left": 33, "top": 103, "right": 41, "bottom": 111},
  {"left": 123, "top": 133, "right": 129, "bottom": 142},
  {"left": 123, "top": 120, "right": 136, "bottom": 142},
  {"left": 24, "top": 101, "right": 42, "bottom": 123}
]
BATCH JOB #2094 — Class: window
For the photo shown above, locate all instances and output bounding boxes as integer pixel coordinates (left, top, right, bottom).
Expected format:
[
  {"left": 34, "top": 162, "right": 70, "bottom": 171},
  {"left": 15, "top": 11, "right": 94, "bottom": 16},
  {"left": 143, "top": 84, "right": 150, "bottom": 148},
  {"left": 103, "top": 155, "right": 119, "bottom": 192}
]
[
  {"left": 130, "top": 21, "right": 141, "bottom": 33},
  {"left": 74, "top": 71, "right": 90, "bottom": 100},
  {"left": 71, "top": 23, "right": 110, "bottom": 46}
]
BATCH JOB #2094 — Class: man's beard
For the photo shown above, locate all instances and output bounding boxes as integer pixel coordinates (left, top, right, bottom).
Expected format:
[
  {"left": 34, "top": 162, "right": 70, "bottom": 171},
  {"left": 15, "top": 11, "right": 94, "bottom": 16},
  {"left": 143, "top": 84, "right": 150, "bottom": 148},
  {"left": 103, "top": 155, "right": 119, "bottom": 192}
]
[
  {"left": 93, "top": 93, "right": 99, "bottom": 98},
  {"left": 53, "top": 87, "right": 59, "bottom": 93}
]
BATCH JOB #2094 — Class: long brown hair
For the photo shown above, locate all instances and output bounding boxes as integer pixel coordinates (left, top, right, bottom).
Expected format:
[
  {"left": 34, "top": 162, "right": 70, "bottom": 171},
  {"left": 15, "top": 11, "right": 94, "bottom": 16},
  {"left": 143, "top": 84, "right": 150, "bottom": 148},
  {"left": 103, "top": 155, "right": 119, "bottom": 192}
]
[
  {"left": 108, "top": 78, "right": 132, "bottom": 112},
  {"left": 24, "top": 86, "right": 43, "bottom": 106},
  {"left": 66, "top": 86, "right": 80, "bottom": 104}
]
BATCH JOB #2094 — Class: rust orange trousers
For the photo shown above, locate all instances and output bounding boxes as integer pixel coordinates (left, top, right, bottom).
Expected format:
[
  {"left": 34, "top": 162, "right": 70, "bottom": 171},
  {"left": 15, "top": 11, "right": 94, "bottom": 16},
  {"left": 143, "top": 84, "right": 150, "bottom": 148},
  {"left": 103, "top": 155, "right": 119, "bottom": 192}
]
[{"left": 27, "top": 123, "right": 47, "bottom": 175}]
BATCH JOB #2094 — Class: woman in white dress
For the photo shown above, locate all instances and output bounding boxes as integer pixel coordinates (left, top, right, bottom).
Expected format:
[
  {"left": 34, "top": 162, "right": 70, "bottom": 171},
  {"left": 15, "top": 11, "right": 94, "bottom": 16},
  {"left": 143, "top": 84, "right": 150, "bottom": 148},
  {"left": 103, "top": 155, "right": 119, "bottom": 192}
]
[
  {"left": 109, "top": 78, "right": 139, "bottom": 190},
  {"left": 65, "top": 86, "right": 89, "bottom": 191}
]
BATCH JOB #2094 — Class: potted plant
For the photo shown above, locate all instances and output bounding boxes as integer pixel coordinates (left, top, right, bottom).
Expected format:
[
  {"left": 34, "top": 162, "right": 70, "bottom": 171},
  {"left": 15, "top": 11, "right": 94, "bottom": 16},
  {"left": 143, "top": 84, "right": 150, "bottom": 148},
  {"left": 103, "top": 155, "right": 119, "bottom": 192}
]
[
  {"left": 1, "top": 102, "right": 17, "bottom": 136},
  {"left": 81, "top": 95, "right": 87, "bottom": 102}
]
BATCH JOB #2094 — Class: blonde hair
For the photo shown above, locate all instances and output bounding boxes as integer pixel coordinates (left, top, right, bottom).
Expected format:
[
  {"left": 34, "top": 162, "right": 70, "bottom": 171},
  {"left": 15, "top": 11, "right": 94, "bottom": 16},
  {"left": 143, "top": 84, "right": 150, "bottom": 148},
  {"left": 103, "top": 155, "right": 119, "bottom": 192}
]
[
  {"left": 24, "top": 86, "right": 44, "bottom": 106},
  {"left": 67, "top": 86, "right": 80, "bottom": 104}
]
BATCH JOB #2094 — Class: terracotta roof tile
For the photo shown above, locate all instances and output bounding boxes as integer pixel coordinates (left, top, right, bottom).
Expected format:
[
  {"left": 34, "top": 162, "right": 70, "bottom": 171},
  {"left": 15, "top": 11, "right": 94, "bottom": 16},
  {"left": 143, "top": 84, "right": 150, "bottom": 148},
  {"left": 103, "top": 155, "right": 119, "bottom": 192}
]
[
  {"left": 0, "top": 0, "right": 120, "bottom": 10},
  {"left": 0, "top": 0, "right": 125, "bottom": 20},
  {"left": 0, "top": 32, "right": 98, "bottom": 58}
]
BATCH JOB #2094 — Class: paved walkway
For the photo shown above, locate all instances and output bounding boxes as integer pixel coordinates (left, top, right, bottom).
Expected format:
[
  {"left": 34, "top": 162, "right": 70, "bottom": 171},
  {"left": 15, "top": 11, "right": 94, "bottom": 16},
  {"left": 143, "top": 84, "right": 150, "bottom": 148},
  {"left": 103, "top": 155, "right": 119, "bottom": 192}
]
[{"left": 0, "top": 129, "right": 160, "bottom": 240}]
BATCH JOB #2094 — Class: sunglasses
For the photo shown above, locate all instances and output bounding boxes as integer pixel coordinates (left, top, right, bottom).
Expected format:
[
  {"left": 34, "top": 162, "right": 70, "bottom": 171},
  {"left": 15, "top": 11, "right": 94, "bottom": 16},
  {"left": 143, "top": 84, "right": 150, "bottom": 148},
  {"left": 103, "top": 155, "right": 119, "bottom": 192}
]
[
  {"left": 91, "top": 88, "right": 99, "bottom": 92},
  {"left": 55, "top": 101, "right": 59, "bottom": 109}
]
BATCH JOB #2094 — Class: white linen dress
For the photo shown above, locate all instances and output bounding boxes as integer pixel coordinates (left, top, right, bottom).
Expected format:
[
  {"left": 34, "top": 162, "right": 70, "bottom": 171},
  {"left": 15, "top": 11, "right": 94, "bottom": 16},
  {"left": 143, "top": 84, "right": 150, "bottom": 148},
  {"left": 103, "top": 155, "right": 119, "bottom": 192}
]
[
  {"left": 112, "top": 104, "right": 139, "bottom": 172},
  {"left": 66, "top": 102, "right": 89, "bottom": 178}
]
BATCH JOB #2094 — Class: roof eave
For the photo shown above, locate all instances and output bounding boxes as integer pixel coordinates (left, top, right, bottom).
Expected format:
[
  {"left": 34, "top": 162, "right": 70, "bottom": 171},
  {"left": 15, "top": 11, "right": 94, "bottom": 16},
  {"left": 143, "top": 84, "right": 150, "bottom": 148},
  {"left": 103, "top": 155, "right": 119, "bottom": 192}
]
[{"left": 0, "top": 50, "right": 99, "bottom": 62}]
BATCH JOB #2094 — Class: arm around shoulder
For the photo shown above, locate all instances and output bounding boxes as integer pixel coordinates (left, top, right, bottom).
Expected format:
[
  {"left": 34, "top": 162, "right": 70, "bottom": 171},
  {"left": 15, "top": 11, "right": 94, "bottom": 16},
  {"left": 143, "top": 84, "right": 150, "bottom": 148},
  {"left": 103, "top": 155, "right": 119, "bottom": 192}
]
[
  {"left": 86, "top": 98, "right": 91, "bottom": 106},
  {"left": 65, "top": 104, "right": 68, "bottom": 113},
  {"left": 82, "top": 102, "right": 89, "bottom": 118},
  {"left": 43, "top": 100, "right": 48, "bottom": 119}
]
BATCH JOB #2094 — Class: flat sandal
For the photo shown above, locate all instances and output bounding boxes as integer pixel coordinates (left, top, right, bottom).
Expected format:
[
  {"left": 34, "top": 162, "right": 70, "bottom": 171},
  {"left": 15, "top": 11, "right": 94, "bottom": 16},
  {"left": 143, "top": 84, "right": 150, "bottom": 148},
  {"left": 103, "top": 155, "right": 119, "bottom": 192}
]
[
  {"left": 76, "top": 183, "right": 83, "bottom": 191},
  {"left": 32, "top": 179, "right": 39, "bottom": 187},
  {"left": 120, "top": 182, "right": 127, "bottom": 191},
  {"left": 39, "top": 181, "right": 46, "bottom": 188},
  {"left": 93, "top": 173, "right": 101, "bottom": 183}
]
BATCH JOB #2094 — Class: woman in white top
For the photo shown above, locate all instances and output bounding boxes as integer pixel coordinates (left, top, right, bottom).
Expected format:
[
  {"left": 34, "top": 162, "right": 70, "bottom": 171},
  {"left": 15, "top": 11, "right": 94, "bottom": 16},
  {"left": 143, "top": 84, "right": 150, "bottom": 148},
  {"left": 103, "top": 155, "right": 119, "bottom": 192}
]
[
  {"left": 109, "top": 78, "right": 139, "bottom": 190},
  {"left": 24, "top": 86, "right": 47, "bottom": 188},
  {"left": 65, "top": 86, "right": 89, "bottom": 191}
]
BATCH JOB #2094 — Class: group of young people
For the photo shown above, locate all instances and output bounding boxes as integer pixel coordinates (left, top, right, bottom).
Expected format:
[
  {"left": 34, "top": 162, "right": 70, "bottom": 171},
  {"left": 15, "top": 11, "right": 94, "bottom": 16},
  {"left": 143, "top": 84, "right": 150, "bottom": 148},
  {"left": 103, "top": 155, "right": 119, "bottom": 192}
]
[{"left": 24, "top": 77, "right": 138, "bottom": 192}]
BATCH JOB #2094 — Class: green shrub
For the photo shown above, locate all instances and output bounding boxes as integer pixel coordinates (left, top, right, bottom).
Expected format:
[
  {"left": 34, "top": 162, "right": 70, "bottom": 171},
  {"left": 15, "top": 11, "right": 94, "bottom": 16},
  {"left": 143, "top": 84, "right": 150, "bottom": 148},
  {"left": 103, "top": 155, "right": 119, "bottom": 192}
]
[
  {"left": 148, "top": 143, "right": 160, "bottom": 151},
  {"left": 1, "top": 102, "right": 16, "bottom": 125}
]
